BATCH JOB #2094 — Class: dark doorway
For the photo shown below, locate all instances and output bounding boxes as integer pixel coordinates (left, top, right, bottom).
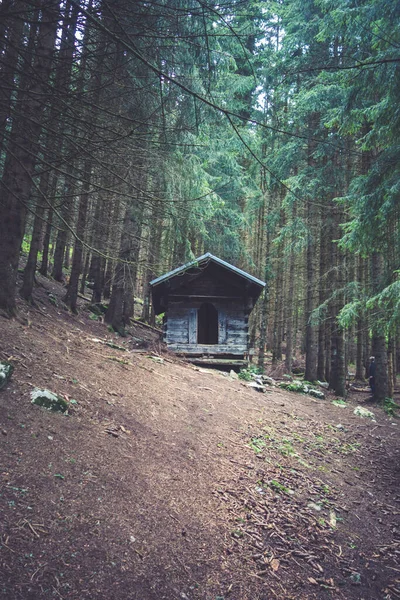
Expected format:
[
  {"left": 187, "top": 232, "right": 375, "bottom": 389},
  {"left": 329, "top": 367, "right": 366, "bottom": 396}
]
[{"left": 197, "top": 302, "right": 218, "bottom": 344}]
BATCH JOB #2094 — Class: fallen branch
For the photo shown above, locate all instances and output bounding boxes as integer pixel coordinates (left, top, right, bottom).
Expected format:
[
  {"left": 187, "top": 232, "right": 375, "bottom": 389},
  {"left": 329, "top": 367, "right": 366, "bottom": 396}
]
[{"left": 131, "top": 318, "right": 162, "bottom": 333}]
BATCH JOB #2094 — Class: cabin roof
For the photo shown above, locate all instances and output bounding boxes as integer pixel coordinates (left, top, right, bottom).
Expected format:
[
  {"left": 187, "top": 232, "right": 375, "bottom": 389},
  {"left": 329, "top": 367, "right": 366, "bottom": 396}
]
[
  {"left": 150, "top": 253, "right": 265, "bottom": 315},
  {"left": 150, "top": 252, "right": 265, "bottom": 288}
]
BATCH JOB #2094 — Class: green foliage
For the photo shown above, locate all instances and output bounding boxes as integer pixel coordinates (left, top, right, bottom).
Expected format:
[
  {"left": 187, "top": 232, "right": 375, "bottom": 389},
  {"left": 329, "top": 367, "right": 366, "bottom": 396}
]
[
  {"left": 31, "top": 388, "right": 68, "bottom": 413},
  {"left": 248, "top": 436, "right": 267, "bottom": 454},
  {"left": 279, "top": 380, "right": 325, "bottom": 399},
  {"left": 279, "top": 380, "right": 306, "bottom": 393},
  {"left": 238, "top": 365, "right": 261, "bottom": 381},
  {"left": 332, "top": 399, "right": 347, "bottom": 407},
  {"left": 0, "top": 361, "right": 14, "bottom": 390},
  {"left": 383, "top": 398, "right": 399, "bottom": 418},
  {"left": 269, "top": 480, "right": 293, "bottom": 495},
  {"left": 366, "top": 278, "right": 400, "bottom": 330}
]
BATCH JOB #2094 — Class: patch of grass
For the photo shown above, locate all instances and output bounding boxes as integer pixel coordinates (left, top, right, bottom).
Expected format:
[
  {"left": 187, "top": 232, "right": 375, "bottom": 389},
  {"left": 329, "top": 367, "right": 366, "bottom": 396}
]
[
  {"left": 279, "top": 380, "right": 325, "bottom": 399},
  {"left": 278, "top": 439, "right": 296, "bottom": 457},
  {"left": 238, "top": 365, "right": 261, "bottom": 381},
  {"left": 383, "top": 398, "right": 399, "bottom": 418},
  {"left": 339, "top": 442, "right": 361, "bottom": 455},
  {"left": 231, "top": 529, "right": 244, "bottom": 538},
  {"left": 249, "top": 436, "right": 267, "bottom": 454},
  {"left": 332, "top": 399, "right": 347, "bottom": 407},
  {"left": 269, "top": 480, "right": 294, "bottom": 495}
]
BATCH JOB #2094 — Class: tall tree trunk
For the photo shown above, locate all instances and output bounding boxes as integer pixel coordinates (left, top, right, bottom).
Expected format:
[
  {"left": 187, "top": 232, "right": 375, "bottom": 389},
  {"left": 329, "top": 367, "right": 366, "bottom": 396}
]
[
  {"left": 285, "top": 240, "right": 296, "bottom": 373},
  {"left": 105, "top": 201, "right": 140, "bottom": 333},
  {"left": 317, "top": 225, "right": 328, "bottom": 380},
  {"left": 304, "top": 114, "right": 319, "bottom": 382},
  {"left": 64, "top": 160, "right": 91, "bottom": 312},
  {"left": 0, "top": 0, "right": 59, "bottom": 314},
  {"left": 329, "top": 211, "right": 346, "bottom": 397},
  {"left": 304, "top": 228, "right": 318, "bottom": 381},
  {"left": 371, "top": 252, "right": 388, "bottom": 402},
  {"left": 39, "top": 204, "right": 54, "bottom": 277},
  {"left": 52, "top": 162, "right": 75, "bottom": 281},
  {"left": 387, "top": 335, "right": 394, "bottom": 399},
  {"left": 355, "top": 256, "right": 365, "bottom": 380},
  {"left": 20, "top": 173, "right": 54, "bottom": 301}
]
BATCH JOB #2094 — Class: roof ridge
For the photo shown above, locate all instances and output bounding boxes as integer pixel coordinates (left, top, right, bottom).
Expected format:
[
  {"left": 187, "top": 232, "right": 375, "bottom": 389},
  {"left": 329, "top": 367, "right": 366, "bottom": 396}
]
[{"left": 150, "top": 253, "right": 265, "bottom": 288}]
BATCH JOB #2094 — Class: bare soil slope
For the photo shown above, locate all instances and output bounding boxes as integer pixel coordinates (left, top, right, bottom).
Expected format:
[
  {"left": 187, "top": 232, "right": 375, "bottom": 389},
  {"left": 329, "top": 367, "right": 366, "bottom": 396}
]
[{"left": 0, "top": 277, "right": 399, "bottom": 600}]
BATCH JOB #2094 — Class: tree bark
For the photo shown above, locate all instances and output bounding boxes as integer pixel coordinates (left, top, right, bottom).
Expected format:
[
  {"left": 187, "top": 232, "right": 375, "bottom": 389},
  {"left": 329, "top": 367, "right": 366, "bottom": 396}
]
[
  {"left": 371, "top": 252, "right": 388, "bottom": 401},
  {"left": 64, "top": 160, "right": 91, "bottom": 312},
  {"left": 0, "top": 0, "right": 59, "bottom": 314}
]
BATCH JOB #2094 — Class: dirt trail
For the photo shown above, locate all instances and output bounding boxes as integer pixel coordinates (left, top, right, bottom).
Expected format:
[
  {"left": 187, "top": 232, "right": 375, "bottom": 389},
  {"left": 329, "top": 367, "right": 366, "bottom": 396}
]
[{"left": 0, "top": 279, "right": 399, "bottom": 599}]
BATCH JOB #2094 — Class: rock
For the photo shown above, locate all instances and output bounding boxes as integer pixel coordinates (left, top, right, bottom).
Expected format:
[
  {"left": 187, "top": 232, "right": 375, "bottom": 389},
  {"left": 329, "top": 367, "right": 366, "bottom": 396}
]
[
  {"left": 262, "top": 376, "right": 276, "bottom": 386},
  {"left": 31, "top": 388, "right": 69, "bottom": 413},
  {"left": 317, "top": 380, "right": 329, "bottom": 389},
  {"left": 354, "top": 406, "right": 375, "bottom": 420},
  {"left": 308, "top": 389, "right": 325, "bottom": 400},
  {"left": 307, "top": 502, "right": 322, "bottom": 512},
  {"left": 0, "top": 361, "right": 14, "bottom": 390},
  {"left": 229, "top": 369, "right": 239, "bottom": 379},
  {"left": 247, "top": 382, "right": 266, "bottom": 393}
]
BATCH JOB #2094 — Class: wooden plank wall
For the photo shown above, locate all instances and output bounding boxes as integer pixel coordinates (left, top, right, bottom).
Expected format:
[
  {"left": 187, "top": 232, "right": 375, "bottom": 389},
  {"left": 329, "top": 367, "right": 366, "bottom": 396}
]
[{"left": 165, "top": 301, "right": 249, "bottom": 349}]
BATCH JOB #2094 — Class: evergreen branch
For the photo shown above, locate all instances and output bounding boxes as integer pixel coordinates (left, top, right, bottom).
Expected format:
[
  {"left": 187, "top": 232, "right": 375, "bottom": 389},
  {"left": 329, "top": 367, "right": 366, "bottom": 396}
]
[
  {"left": 67, "top": 0, "right": 355, "bottom": 153},
  {"left": 287, "top": 57, "right": 400, "bottom": 75}
]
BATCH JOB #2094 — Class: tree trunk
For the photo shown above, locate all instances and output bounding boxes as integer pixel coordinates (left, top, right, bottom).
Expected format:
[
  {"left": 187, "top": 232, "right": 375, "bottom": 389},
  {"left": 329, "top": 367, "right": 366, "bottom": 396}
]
[
  {"left": 304, "top": 234, "right": 317, "bottom": 381},
  {"left": 355, "top": 257, "right": 365, "bottom": 380},
  {"left": 285, "top": 241, "right": 296, "bottom": 373},
  {"left": 304, "top": 113, "right": 319, "bottom": 382},
  {"left": 371, "top": 252, "right": 388, "bottom": 402},
  {"left": 0, "top": 0, "right": 59, "bottom": 314},
  {"left": 20, "top": 174, "right": 54, "bottom": 301},
  {"left": 52, "top": 166, "right": 75, "bottom": 282},
  {"left": 317, "top": 225, "right": 328, "bottom": 380},
  {"left": 387, "top": 335, "right": 394, "bottom": 399},
  {"left": 39, "top": 205, "right": 54, "bottom": 277},
  {"left": 105, "top": 202, "right": 138, "bottom": 333},
  {"left": 64, "top": 160, "right": 91, "bottom": 312}
]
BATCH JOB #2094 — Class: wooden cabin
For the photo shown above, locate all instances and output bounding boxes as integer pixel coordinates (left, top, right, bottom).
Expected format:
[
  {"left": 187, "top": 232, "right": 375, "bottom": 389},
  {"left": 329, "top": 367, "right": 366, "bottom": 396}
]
[{"left": 150, "top": 253, "right": 265, "bottom": 364}]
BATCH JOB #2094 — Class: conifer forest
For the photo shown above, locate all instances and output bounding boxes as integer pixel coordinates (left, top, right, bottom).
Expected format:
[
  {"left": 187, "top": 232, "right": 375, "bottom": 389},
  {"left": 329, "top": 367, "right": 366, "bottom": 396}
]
[{"left": 1, "top": 0, "right": 399, "bottom": 401}]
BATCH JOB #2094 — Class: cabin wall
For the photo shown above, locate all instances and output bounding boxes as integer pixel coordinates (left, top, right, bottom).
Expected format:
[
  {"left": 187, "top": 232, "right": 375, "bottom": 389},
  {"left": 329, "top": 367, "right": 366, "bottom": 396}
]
[{"left": 164, "top": 300, "right": 248, "bottom": 353}]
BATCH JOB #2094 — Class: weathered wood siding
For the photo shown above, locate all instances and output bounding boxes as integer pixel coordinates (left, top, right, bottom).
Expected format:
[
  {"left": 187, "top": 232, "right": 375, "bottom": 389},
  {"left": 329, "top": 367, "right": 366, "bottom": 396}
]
[
  {"left": 164, "top": 306, "right": 189, "bottom": 345},
  {"left": 168, "top": 343, "right": 247, "bottom": 355},
  {"left": 224, "top": 307, "right": 248, "bottom": 346},
  {"left": 165, "top": 301, "right": 249, "bottom": 352},
  {"left": 166, "top": 261, "right": 245, "bottom": 298}
]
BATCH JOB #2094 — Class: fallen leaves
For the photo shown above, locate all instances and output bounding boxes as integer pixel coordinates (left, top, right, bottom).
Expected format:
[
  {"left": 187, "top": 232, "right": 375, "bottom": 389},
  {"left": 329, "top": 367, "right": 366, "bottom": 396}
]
[
  {"left": 270, "top": 558, "right": 280, "bottom": 572},
  {"left": 104, "top": 424, "right": 131, "bottom": 438}
]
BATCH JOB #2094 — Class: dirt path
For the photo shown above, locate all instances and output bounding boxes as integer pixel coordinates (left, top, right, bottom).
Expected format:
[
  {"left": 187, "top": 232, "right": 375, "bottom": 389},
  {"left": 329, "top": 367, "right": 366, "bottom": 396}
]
[{"left": 0, "top": 280, "right": 399, "bottom": 599}]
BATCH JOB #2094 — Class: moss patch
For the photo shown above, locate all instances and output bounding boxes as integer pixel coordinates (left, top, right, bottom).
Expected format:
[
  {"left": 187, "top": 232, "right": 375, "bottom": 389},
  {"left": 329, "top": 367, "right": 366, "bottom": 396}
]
[
  {"left": 0, "top": 361, "right": 14, "bottom": 390},
  {"left": 30, "top": 388, "right": 68, "bottom": 412}
]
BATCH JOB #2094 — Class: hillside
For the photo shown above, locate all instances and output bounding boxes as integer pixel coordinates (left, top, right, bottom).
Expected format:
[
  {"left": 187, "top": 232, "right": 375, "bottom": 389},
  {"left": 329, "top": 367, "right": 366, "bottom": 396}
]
[{"left": 0, "top": 277, "right": 399, "bottom": 600}]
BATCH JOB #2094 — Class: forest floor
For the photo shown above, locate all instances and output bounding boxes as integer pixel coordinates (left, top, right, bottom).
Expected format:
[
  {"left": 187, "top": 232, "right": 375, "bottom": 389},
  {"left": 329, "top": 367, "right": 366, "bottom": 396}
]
[{"left": 0, "top": 275, "right": 399, "bottom": 600}]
